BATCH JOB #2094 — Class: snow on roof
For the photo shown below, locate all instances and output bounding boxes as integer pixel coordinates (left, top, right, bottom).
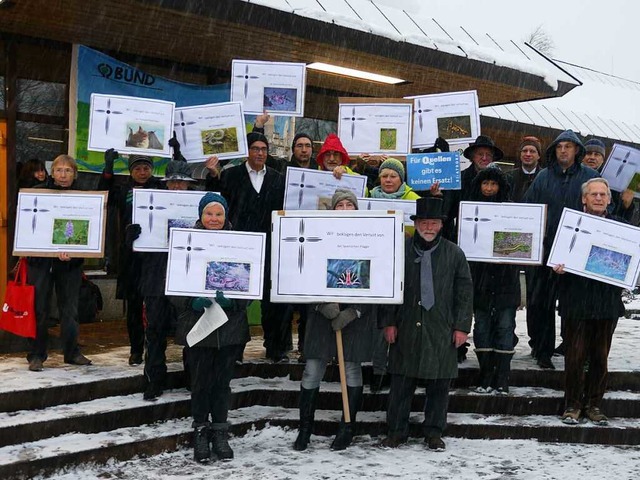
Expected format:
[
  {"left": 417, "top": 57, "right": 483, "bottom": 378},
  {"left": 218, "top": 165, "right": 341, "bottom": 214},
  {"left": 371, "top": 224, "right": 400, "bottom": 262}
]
[
  {"left": 481, "top": 60, "right": 640, "bottom": 144},
  {"left": 246, "top": 0, "right": 579, "bottom": 91}
]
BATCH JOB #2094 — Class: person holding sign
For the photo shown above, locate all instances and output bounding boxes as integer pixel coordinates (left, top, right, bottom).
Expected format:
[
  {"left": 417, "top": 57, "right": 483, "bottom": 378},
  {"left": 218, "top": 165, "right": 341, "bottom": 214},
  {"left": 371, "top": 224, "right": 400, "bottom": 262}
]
[
  {"left": 25, "top": 155, "right": 92, "bottom": 372},
  {"left": 467, "top": 165, "right": 521, "bottom": 395},
  {"left": 552, "top": 178, "right": 626, "bottom": 426},
  {"left": 173, "top": 192, "right": 250, "bottom": 463},
  {"left": 293, "top": 189, "right": 375, "bottom": 452},
  {"left": 380, "top": 197, "right": 472, "bottom": 451}
]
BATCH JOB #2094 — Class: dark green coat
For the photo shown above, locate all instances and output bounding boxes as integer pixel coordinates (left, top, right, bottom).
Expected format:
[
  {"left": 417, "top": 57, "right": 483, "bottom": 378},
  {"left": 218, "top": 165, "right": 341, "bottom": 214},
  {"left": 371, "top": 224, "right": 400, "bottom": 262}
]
[{"left": 383, "top": 236, "right": 473, "bottom": 380}]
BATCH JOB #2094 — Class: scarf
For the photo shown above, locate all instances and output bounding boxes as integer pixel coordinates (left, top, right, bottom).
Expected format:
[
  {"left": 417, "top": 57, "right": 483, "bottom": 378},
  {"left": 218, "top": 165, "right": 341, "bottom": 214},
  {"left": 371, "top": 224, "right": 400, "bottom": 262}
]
[
  {"left": 413, "top": 236, "right": 440, "bottom": 311},
  {"left": 370, "top": 183, "right": 409, "bottom": 199}
]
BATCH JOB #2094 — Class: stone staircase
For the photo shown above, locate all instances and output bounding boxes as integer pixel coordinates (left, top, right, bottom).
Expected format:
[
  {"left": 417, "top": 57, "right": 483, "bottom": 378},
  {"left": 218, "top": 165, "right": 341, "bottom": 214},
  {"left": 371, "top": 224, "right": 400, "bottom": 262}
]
[{"left": 1, "top": 362, "right": 639, "bottom": 479}]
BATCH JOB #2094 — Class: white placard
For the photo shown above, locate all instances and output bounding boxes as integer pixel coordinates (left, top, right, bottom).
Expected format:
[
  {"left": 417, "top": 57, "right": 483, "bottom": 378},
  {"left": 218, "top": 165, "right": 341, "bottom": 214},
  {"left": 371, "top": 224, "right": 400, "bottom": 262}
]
[
  {"left": 173, "top": 102, "right": 248, "bottom": 162},
  {"left": 600, "top": 143, "right": 640, "bottom": 196},
  {"left": 406, "top": 90, "right": 480, "bottom": 148},
  {"left": 358, "top": 197, "right": 416, "bottom": 226},
  {"left": 88, "top": 94, "right": 175, "bottom": 157},
  {"left": 132, "top": 189, "right": 208, "bottom": 252},
  {"left": 14, "top": 189, "right": 108, "bottom": 258},
  {"left": 547, "top": 208, "right": 640, "bottom": 289},
  {"left": 457, "top": 201, "right": 547, "bottom": 265},
  {"left": 230, "top": 60, "right": 306, "bottom": 117},
  {"left": 271, "top": 210, "right": 405, "bottom": 303},
  {"left": 284, "top": 167, "right": 367, "bottom": 210},
  {"left": 165, "top": 228, "right": 266, "bottom": 299},
  {"left": 337, "top": 101, "right": 413, "bottom": 156}
]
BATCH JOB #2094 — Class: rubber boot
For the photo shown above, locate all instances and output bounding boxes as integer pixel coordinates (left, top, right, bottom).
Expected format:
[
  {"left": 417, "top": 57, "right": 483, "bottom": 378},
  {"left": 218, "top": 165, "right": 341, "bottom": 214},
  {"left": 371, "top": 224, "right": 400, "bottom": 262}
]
[
  {"left": 475, "top": 351, "right": 495, "bottom": 393},
  {"left": 494, "top": 353, "right": 514, "bottom": 395},
  {"left": 192, "top": 422, "right": 211, "bottom": 463},
  {"left": 293, "top": 386, "right": 319, "bottom": 451},
  {"left": 330, "top": 386, "right": 363, "bottom": 450},
  {"left": 210, "top": 422, "right": 234, "bottom": 460}
]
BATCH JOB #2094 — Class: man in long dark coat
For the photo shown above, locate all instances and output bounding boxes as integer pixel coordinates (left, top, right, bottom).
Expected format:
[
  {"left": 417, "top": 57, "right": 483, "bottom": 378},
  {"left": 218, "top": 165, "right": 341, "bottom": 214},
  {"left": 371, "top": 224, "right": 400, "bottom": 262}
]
[{"left": 380, "top": 197, "right": 473, "bottom": 451}]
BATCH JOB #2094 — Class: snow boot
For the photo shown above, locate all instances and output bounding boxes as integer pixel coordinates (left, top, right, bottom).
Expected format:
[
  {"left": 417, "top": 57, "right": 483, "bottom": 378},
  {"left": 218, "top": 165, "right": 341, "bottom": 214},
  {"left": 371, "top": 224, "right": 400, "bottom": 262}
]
[
  {"left": 192, "top": 422, "right": 211, "bottom": 463},
  {"left": 474, "top": 351, "right": 495, "bottom": 393},
  {"left": 293, "top": 386, "right": 319, "bottom": 451},
  {"left": 210, "top": 422, "right": 234, "bottom": 460},
  {"left": 331, "top": 386, "right": 363, "bottom": 451},
  {"left": 494, "top": 352, "right": 513, "bottom": 395}
]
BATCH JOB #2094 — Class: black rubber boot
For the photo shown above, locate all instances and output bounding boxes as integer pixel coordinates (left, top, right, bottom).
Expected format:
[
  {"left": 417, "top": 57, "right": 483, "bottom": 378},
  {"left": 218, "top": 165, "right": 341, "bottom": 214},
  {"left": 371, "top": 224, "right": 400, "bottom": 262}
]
[
  {"left": 193, "top": 422, "right": 211, "bottom": 463},
  {"left": 210, "top": 422, "right": 234, "bottom": 460},
  {"left": 330, "top": 386, "right": 363, "bottom": 451},
  {"left": 293, "top": 386, "right": 319, "bottom": 451},
  {"left": 475, "top": 351, "right": 495, "bottom": 392},
  {"left": 494, "top": 353, "right": 514, "bottom": 395}
]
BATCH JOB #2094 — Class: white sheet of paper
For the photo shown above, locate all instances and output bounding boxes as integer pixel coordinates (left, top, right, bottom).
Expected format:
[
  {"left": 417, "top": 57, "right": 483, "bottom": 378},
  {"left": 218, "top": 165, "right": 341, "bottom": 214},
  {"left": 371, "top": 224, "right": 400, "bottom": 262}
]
[
  {"left": 406, "top": 90, "right": 480, "bottom": 148},
  {"left": 357, "top": 197, "right": 416, "bottom": 226},
  {"left": 600, "top": 143, "right": 640, "bottom": 195},
  {"left": 337, "top": 102, "right": 413, "bottom": 156},
  {"left": 230, "top": 60, "right": 306, "bottom": 116},
  {"left": 547, "top": 208, "right": 640, "bottom": 289},
  {"left": 284, "top": 167, "right": 367, "bottom": 210},
  {"left": 457, "top": 201, "right": 546, "bottom": 265},
  {"left": 88, "top": 94, "right": 175, "bottom": 157},
  {"left": 132, "top": 189, "right": 207, "bottom": 252},
  {"left": 14, "top": 189, "right": 108, "bottom": 257},
  {"left": 186, "top": 300, "right": 229, "bottom": 347},
  {"left": 173, "top": 102, "right": 248, "bottom": 162},
  {"left": 165, "top": 228, "right": 266, "bottom": 299},
  {"left": 271, "top": 210, "right": 405, "bottom": 303}
]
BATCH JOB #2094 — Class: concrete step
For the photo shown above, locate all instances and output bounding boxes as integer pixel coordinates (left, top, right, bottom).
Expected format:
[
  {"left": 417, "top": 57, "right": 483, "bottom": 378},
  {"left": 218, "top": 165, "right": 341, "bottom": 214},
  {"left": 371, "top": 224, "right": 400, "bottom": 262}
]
[{"left": 3, "top": 405, "right": 640, "bottom": 479}]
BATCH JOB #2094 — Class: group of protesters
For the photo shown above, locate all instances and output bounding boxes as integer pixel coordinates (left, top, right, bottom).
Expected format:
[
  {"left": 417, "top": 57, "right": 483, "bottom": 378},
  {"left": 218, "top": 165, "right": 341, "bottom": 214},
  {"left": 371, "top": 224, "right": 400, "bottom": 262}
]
[{"left": 16, "top": 114, "right": 635, "bottom": 462}]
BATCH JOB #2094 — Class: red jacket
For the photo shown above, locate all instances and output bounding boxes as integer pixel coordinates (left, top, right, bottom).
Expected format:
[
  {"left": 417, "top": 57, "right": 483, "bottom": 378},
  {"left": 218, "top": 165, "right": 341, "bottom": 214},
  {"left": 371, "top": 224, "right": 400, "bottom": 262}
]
[{"left": 316, "top": 134, "right": 349, "bottom": 170}]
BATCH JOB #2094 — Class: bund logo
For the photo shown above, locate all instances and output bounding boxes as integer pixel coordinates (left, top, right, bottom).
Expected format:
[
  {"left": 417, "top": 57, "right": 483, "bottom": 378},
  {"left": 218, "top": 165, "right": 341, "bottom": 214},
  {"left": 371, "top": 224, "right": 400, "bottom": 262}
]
[
  {"left": 2, "top": 303, "right": 29, "bottom": 318},
  {"left": 97, "top": 63, "right": 156, "bottom": 87}
]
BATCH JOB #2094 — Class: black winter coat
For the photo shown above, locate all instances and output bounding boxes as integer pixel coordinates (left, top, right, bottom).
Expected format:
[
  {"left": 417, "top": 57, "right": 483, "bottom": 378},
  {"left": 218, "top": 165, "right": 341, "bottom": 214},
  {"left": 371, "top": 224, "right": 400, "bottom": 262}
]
[{"left": 303, "top": 304, "right": 375, "bottom": 362}]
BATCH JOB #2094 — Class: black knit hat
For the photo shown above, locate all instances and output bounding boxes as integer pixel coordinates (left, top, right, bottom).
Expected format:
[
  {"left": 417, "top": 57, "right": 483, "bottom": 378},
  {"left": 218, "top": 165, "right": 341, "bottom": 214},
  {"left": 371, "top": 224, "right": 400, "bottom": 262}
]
[
  {"left": 128, "top": 155, "right": 153, "bottom": 171},
  {"left": 247, "top": 132, "right": 269, "bottom": 150}
]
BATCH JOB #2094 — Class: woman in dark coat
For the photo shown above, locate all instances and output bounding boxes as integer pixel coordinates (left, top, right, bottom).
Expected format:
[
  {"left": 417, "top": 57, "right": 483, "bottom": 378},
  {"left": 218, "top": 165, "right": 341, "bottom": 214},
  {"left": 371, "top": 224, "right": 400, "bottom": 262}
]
[
  {"left": 25, "top": 155, "right": 91, "bottom": 371},
  {"left": 293, "top": 188, "right": 375, "bottom": 452},
  {"left": 467, "top": 165, "right": 521, "bottom": 395},
  {"left": 173, "top": 192, "right": 250, "bottom": 464}
]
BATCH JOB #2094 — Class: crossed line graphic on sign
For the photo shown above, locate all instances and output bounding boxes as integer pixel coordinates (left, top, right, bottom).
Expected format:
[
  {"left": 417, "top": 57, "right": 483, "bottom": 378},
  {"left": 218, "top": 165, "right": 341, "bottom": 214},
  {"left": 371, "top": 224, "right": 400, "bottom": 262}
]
[
  {"left": 172, "top": 232, "right": 206, "bottom": 275},
  {"left": 95, "top": 98, "right": 123, "bottom": 135},
  {"left": 136, "top": 192, "right": 167, "bottom": 233},
  {"left": 21, "top": 196, "right": 50, "bottom": 234},
  {"left": 462, "top": 205, "right": 491, "bottom": 243},
  {"left": 282, "top": 218, "right": 323, "bottom": 273},
  {"left": 174, "top": 111, "right": 197, "bottom": 146},
  {"left": 235, "top": 64, "right": 260, "bottom": 99}
]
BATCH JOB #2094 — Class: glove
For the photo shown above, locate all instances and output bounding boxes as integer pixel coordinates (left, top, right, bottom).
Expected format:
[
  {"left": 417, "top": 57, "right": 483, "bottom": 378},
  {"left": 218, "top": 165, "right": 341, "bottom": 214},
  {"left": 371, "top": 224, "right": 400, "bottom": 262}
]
[
  {"left": 169, "top": 132, "right": 187, "bottom": 162},
  {"left": 331, "top": 308, "right": 359, "bottom": 331},
  {"left": 434, "top": 137, "right": 450, "bottom": 153},
  {"left": 104, "top": 148, "right": 119, "bottom": 174},
  {"left": 215, "top": 290, "right": 232, "bottom": 309},
  {"left": 316, "top": 303, "right": 341, "bottom": 320},
  {"left": 191, "top": 297, "right": 213, "bottom": 311},
  {"left": 124, "top": 224, "right": 142, "bottom": 249}
]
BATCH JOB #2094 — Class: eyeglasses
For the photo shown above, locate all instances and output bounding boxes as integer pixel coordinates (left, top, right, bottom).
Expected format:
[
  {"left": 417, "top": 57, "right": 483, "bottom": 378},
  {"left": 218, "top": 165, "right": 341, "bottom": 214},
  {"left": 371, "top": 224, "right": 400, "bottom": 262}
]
[{"left": 249, "top": 146, "right": 268, "bottom": 153}]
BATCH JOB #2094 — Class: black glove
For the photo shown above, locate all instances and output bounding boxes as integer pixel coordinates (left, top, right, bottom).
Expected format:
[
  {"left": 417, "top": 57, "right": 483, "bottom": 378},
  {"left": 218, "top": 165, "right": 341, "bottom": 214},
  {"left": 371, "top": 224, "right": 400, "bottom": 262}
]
[
  {"left": 125, "top": 224, "right": 142, "bottom": 249},
  {"left": 331, "top": 308, "right": 359, "bottom": 331},
  {"left": 434, "top": 137, "right": 450, "bottom": 153},
  {"left": 191, "top": 297, "right": 213, "bottom": 311},
  {"left": 316, "top": 303, "right": 341, "bottom": 320},
  {"left": 104, "top": 148, "right": 119, "bottom": 174},
  {"left": 169, "top": 131, "right": 187, "bottom": 162}
]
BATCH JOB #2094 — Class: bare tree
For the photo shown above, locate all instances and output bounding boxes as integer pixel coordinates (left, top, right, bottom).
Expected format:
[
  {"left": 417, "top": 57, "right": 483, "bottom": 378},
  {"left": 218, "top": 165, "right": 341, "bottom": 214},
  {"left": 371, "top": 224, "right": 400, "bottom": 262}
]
[{"left": 524, "top": 24, "right": 555, "bottom": 56}]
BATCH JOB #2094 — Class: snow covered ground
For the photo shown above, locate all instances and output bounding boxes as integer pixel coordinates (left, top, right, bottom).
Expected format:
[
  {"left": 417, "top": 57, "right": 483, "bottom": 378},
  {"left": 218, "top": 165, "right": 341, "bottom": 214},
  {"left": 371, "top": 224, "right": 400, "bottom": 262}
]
[
  {"left": 43, "top": 425, "right": 640, "bottom": 480},
  {"left": 2, "top": 306, "right": 639, "bottom": 479}
]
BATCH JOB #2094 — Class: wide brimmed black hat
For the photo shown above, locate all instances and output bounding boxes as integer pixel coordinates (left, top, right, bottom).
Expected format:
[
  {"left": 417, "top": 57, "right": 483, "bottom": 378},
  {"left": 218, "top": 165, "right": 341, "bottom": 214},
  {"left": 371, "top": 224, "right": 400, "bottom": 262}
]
[
  {"left": 463, "top": 135, "right": 504, "bottom": 161},
  {"left": 410, "top": 197, "right": 447, "bottom": 221}
]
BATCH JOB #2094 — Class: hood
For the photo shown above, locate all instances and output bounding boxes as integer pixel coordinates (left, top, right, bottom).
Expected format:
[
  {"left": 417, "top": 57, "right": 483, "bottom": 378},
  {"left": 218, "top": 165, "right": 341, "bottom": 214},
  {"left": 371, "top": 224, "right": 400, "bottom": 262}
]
[
  {"left": 545, "top": 130, "right": 585, "bottom": 166},
  {"left": 316, "top": 134, "right": 349, "bottom": 170},
  {"left": 469, "top": 165, "right": 510, "bottom": 202}
]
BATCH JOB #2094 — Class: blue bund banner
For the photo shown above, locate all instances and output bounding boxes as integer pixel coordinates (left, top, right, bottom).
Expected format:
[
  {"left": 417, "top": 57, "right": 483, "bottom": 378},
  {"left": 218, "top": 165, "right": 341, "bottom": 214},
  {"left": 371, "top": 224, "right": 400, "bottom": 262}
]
[
  {"left": 406, "top": 152, "right": 461, "bottom": 190},
  {"left": 70, "top": 45, "right": 230, "bottom": 173}
]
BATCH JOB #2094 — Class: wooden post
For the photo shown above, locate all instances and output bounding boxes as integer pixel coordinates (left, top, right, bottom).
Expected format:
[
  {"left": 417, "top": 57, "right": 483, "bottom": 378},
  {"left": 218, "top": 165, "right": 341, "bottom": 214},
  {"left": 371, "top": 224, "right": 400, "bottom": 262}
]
[{"left": 335, "top": 329, "right": 351, "bottom": 423}]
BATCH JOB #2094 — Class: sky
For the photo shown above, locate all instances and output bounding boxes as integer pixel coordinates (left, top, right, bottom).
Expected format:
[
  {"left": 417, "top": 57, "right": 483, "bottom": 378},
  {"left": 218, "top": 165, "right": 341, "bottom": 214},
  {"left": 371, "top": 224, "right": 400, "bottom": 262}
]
[{"left": 380, "top": 0, "right": 640, "bottom": 83}]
